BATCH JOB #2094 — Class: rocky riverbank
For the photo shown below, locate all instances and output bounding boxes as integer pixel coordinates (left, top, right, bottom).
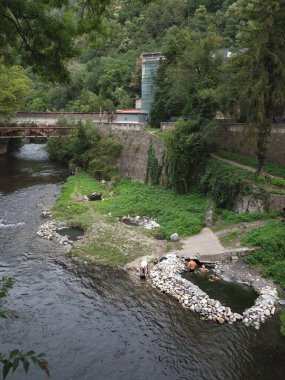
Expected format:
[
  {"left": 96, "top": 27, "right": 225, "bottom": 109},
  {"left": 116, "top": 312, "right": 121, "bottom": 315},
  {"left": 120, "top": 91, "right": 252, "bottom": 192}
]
[
  {"left": 149, "top": 253, "right": 278, "bottom": 329},
  {"left": 37, "top": 220, "right": 74, "bottom": 248}
]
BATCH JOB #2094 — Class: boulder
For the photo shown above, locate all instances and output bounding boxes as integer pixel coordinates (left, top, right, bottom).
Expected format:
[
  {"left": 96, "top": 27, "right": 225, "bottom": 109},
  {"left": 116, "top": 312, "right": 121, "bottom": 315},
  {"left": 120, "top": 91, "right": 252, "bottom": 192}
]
[
  {"left": 170, "top": 233, "right": 179, "bottom": 241},
  {"left": 87, "top": 192, "right": 102, "bottom": 201}
]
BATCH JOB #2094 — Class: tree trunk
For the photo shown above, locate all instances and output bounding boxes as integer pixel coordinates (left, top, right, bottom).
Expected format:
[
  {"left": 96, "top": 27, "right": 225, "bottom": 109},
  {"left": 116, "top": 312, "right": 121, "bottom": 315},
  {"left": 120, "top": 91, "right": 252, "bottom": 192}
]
[{"left": 256, "top": 123, "right": 270, "bottom": 175}]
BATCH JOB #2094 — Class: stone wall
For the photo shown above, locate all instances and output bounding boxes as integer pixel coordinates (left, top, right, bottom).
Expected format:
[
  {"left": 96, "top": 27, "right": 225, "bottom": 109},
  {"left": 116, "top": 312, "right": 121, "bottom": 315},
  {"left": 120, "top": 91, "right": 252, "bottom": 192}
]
[
  {"left": 220, "top": 124, "right": 285, "bottom": 167},
  {"left": 0, "top": 143, "right": 7, "bottom": 155},
  {"left": 93, "top": 123, "right": 164, "bottom": 181},
  {"left": 160, "top": 122, "right": 285, "bottom": 166}
]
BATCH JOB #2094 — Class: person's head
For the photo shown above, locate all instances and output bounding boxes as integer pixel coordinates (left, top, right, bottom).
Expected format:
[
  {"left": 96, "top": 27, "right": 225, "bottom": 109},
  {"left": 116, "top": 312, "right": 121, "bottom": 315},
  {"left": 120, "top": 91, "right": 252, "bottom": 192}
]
[{"left": 202, "top": 265, "right": 205, "bottom": 269}]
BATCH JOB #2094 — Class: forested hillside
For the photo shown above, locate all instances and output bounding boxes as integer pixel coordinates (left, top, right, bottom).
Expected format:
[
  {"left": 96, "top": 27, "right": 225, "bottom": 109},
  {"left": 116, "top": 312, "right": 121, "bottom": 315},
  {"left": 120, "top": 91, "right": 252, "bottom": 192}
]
[{"left": 23, "top": 0, "right": 237, "bottom": 113}]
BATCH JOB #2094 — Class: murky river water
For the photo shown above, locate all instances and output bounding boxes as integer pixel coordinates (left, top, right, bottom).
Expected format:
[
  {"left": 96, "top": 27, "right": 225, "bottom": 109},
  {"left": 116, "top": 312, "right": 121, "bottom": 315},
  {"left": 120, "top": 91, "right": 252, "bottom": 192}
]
[{"left": 0, "top": 144, "right": 285, "bottom": 380}]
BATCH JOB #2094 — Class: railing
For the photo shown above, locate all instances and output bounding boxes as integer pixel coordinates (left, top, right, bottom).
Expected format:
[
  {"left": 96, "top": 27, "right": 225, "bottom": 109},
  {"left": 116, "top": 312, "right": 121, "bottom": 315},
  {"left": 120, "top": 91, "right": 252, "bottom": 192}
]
[{"left": 0, "top": 125, "right": 76, "bottom": 138}]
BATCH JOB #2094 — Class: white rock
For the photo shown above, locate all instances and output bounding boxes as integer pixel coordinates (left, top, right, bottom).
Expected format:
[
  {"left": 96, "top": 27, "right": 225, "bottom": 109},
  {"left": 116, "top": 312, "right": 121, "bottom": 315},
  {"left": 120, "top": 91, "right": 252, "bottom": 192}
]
[{"left": 170, "top": 233, "right": 179, "bottom": 241}]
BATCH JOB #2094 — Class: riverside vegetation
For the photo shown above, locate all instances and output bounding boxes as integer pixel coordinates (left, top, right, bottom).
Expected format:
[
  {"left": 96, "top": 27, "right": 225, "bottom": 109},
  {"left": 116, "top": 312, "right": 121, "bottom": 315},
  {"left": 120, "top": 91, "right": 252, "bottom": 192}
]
[
  {"left": 2, "top": 0, "right": 284, "bottom": 376},
  {"left": 47, "top": 120, "right": 285, "bottom": 333}
]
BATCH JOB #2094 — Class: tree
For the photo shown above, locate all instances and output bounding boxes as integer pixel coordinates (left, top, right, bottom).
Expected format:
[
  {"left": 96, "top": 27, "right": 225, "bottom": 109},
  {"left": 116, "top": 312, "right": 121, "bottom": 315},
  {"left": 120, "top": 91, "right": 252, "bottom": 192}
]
[
  {"left": 229, "top": 0, "right": 285, "bottom": 173},
  {"left": 0, "top": 63, "right": 31, "bottom": 115},
  {"left": 0, "top": 1, "right": 112, "bottom": 81},
  {"left": 150, "top": 27, "right": 223, "bottom": 126}
]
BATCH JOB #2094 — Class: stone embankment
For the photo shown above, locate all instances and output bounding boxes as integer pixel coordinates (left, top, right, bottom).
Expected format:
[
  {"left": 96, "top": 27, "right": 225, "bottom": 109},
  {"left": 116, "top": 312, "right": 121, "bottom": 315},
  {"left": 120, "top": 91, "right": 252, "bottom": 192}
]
[{"left": 149, "top": 254, "right": 278, "bottom": 329}]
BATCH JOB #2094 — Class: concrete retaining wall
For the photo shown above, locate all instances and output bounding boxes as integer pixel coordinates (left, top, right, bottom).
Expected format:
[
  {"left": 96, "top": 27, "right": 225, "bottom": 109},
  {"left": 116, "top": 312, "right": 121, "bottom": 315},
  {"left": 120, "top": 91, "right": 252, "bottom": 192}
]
[
  {"left": 93, "top": 123, "right": 164, "bottom": 181},
  {"left": 220, "top": 124, "right": 285, "bottom": 167},
  {"left": 160, "top": 122, "right": 285, "bottom": 167}
]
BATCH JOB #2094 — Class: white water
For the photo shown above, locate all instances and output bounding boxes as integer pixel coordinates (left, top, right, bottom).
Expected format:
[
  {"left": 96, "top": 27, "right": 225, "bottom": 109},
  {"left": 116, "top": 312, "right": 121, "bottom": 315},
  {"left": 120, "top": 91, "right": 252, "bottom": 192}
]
[{"left": 13, "top": 143, "right": 48, "bottom": 160}]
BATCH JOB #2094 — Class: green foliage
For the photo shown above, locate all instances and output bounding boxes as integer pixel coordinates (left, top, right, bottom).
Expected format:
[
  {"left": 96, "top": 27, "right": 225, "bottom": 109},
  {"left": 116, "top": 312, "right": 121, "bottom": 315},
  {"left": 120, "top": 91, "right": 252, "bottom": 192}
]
[
  {"left": 0, "top": 350, "right": 49, "bottom": 379},
  {"left": 46, "top": 121, "right": 122, "bottom": 180},
  {"left": 22, "top": 0, "right": 235, "bottom": 113},
  {"left": 0, "top": 63, "right": 31, "bottom": 115},
  {"left": 0, "top": 278, "right": 49, "bottom": 377},
  {"left": 165, "top": 120, "right": 220, "bottom": 194},
  {"left": 212, "top": 209, "right": 280, "bottom": 231},
  {"left": 150, "top": 27, "right": 223, "bottom": 127},
  {"left": 227, "top": 0, "right": 285, "bottom": 173},
  {"left": 270, "top": 178, "right": 285, "bottom": 188},
  {"left": 54, "top": 173, "right": 209, "bottom": 239},
  {"left": 7, "top": 138, "right": 24, "bottom": 152},
  {"left": 0, "top": 277, "right": 13, "bottom": 318},
  {"left": 217, "top": 150, "right": 285, "bottom": 179},
  {"left": 199, "top": 159, "right": 251, "bottom": 208},
  {"left": 243, "top": 221, "right": 285, "bottom": 287},
  {"left": 45, "top": 138, "right": 73, "bottom": 163},
  {"left": 145, "top": 139, "right": 163, "bottom": 185},
  {"left": 0, "top": 1, "right": 112, "bottom": 81}
]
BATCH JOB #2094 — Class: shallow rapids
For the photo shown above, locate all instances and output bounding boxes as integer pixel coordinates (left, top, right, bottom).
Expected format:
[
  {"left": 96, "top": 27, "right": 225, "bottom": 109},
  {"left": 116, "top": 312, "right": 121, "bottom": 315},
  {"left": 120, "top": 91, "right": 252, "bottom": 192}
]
[{"left": 0, "top": 144, "right": 285, "bottom": 380}]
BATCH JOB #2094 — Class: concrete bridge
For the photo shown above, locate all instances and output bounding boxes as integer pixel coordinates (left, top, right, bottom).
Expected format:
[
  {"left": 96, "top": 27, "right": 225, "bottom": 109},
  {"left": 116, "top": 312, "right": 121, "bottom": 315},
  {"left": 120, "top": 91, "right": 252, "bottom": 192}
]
[{"left": 5, "top": 110, "right": 147, "bottom": 125}]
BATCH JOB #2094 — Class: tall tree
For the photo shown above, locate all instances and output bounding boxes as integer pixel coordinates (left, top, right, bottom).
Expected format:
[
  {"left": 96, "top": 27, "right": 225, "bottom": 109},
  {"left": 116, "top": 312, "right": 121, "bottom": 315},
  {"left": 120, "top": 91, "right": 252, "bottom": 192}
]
[
  {"left": 0, "top": 1, "right": 111, "bottom": 81},
  {"left": 150, "top": 27, "right": 222, "bottom": 126},
  {"left": 0, "top": 63, "right": 31, "bottom": 115},
  {"left": 230, "top": 0, "right": 285, "bottom": 173}
]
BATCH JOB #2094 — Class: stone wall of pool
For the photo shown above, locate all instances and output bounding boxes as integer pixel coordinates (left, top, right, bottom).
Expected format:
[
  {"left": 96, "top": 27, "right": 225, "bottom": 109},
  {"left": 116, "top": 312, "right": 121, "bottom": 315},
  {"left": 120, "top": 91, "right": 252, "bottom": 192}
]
[{"left": 149, "top": 254, "right": 278, "bottom": 330}]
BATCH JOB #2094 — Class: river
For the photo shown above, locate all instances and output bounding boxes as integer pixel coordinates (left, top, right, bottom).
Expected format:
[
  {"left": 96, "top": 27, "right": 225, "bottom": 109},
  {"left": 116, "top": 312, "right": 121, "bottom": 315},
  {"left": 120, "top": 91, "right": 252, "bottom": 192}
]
[{"left": 0, "top": 144, "right": 285, "bottom": 380}]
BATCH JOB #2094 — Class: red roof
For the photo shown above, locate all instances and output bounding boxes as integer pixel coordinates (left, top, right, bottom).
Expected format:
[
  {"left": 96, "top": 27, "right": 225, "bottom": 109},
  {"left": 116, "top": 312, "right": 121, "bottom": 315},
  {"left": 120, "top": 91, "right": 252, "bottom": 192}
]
[{"left": 115, "top": 109, "right": 141, "bottom": 114}]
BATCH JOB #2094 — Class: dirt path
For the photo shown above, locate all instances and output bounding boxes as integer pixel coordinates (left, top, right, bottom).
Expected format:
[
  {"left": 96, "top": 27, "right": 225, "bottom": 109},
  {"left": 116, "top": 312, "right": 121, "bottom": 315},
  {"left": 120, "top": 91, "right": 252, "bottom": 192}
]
[{"left": 176, "top": 227, "right": 226, "bottom": 261}]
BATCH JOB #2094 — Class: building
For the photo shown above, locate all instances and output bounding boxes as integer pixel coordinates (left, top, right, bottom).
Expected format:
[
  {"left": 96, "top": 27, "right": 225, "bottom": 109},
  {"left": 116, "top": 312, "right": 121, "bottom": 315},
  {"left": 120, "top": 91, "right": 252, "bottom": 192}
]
[{"left": 141, "top": 52, "right": 165, "bottom": 115}]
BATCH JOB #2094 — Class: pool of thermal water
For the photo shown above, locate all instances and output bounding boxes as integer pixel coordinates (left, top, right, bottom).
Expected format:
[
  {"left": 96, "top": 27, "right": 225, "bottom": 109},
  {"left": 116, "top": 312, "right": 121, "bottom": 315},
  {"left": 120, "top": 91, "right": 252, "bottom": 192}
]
[
  {"left": 56, "top": 227, "right": 85, "bottom": 241},
  {"left": 183, "top": 270, "right": 258, "bottom": 314}
]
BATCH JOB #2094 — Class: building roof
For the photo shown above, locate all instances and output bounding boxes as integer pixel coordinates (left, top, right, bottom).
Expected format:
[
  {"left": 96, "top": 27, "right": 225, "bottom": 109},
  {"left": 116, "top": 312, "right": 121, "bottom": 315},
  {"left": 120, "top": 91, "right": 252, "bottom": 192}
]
[{"left": 116, "top": 109, "right": 145, "bottom": 114}]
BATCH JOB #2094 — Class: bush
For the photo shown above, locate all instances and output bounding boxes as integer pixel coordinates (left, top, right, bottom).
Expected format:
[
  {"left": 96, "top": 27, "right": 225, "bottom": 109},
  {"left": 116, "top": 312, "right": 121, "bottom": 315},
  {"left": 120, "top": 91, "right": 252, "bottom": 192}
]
[
  {"left": 165, "top": 119, "right": 219, "bottom": 194},
  {"left": 199, "top": 159, "right": 251, "bottom": 209},
  {"left": 46, "top": 137, "right": 72, "bottom": 163},
  {"left": 46, "top": 121, "right": 122, "bottom": 180},
  {"left": 243, "top": 221, "right": 285, "bottom": 287}
]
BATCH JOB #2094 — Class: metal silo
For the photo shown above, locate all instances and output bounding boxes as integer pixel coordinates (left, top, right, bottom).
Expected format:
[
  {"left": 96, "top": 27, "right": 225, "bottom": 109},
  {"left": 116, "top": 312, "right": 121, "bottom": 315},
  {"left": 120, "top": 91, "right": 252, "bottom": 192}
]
[{"left": 141, "top": 52, "right": 164, "bottom": 115}]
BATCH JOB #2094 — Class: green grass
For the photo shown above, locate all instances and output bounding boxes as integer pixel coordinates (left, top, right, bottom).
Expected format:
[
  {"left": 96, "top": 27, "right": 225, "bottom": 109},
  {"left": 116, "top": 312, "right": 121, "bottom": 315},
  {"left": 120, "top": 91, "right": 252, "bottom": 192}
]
[
  {"left": 242, "top": 220, "right": 285, "bottom": 335},
  {"left": 217, "top": 150, "right": 285, "bottom": 179},
  {"left": 52, "top": 172, "right": 210, "bottom": 265},
  {"left": 147, "top": 127, "right": 160, "bottom": 133},
  {"left": 242, "top": 221, "right": 285, "bottom": 288},
  {"left": 212, "top": 209, "right": 280, "bottom": 232},
  {"left": 220, "top": 230, "right": 240, "bottom": 246},
  {"left": 54, "top": 173, "right": 210, "bottom": 239},
  {"left": 147, "top": 128, "right": 166, "bottom": 140},
  {"left": 209, "top": 157, "right": 258, "bottom": 182},
  {"left": 210, "top": 157, "right": 285, "bottom": 198}
]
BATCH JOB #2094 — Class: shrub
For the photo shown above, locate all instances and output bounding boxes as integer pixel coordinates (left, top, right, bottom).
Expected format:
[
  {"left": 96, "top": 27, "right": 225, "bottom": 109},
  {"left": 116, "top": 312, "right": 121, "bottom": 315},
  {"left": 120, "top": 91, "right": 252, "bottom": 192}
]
[
  {"left": 243, "top": 221, "right": 285, "bottom": 287},
  {"left": 199, "top": 159, "right": 251, "bottom": 209},
  {"left": 145, "top": 139, "right": 163, "bottom": 185},
  {"left": 46, "top": 137, "right": 72, "bottom": 163},
  {"left": 46, "top": 121, "right": 122, "bottom": 180},
  {"left": 165, "top": 119, "right": 219, "bottom": 193}
]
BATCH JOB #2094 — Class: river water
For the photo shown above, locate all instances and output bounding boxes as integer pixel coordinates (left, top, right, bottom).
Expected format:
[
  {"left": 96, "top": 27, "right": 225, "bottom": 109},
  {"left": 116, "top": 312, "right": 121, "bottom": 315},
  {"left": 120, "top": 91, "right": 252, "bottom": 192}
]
[{"left": 0, "top": 144, "right": 285, "bottom": 380}]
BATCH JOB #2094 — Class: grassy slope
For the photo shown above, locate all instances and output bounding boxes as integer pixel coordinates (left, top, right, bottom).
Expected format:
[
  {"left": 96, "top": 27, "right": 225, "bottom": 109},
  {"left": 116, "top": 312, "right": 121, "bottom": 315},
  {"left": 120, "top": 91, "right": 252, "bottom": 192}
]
[
  {"left": 217, "top": 150, "right": 285, "bottom": 179},
  {"left": 212, "top": 209, "right": 280, "bottom": 232},
  {"left": 52, "top": 172, "right": 210, "bottom": 265}
]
